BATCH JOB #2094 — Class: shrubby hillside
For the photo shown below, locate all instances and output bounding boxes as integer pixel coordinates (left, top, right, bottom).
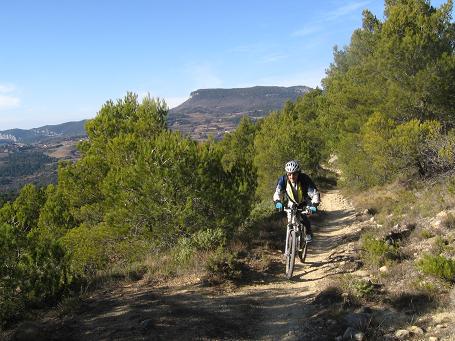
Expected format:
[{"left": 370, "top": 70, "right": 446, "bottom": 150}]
[
  {"left": 0, "top": 1, "right": 454, "bottom": 337},
  {"left": 0, "top": 94, "right": 261, "bottom": 324}
]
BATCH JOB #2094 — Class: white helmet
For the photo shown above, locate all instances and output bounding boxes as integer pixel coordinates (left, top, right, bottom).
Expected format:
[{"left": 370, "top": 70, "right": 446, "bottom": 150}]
[{"left": 285, "top": 160, "right": 300, "bottom": 173}]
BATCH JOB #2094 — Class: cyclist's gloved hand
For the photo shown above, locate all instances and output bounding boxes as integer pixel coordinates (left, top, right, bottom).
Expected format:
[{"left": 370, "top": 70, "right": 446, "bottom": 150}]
[
  {"left": 309, "top": 205, "right": 317, "bottom": 213},
  {"left": 275, "top": 201, "right": 283, "bottom": 211}
]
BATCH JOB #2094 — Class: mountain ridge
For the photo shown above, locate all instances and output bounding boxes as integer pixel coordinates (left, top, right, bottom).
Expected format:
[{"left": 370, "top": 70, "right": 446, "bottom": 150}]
[
  {"left": 171, "top": 85, "right": 311, "bottom": 115},
  {"left": 0, "top": 120, "right": 88, "bottom": 144},
  {"left": 169, "top": 85, "right": 312, "bottom": 139}
]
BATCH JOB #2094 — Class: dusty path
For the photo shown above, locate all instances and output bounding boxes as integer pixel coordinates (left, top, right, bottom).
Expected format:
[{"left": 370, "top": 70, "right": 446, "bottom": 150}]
[
  {"left": 11, "top": 190, "right": 365, "bottom": 341},
  {"left": 244, "top": 190, "right": 362, "bottom": 340}
]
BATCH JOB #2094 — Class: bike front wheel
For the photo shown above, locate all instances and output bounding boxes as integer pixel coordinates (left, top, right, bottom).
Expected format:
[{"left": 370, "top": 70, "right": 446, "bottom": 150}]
[
  {"left": 298, "top": 239, "right": 308, "bottom": 263},
  {"left": 285, "top": 230, "right": 296, "bottom": 279}
]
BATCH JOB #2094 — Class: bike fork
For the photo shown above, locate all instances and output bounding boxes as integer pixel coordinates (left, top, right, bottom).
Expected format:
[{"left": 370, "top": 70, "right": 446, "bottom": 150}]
[{"left": 285, "top": 224, "right": 292, "bottom": 255}]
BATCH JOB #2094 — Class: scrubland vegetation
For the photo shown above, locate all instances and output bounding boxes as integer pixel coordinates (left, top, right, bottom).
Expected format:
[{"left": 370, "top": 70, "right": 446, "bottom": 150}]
[{"left": 1, "top": 0, "right": 454, "bottom": 331}]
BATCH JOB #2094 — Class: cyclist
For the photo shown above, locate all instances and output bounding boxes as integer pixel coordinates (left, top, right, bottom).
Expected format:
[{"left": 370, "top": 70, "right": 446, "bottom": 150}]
[{"left": 273, "top": 160, "right": 320, "bottom": 242}]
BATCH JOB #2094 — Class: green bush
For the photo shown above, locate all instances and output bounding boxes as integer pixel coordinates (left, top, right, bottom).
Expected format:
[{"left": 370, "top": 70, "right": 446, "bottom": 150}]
[
  {"left": 18, "top": 238, "right": 68, "bottom": 305},
  {"left": 0, "top": 223, "right": 23, "bottom": 324},
  {"left": 419, "top": 229, "right": 434, "bottom": 239},
  {"left": 352, "top": 279, "right": 376, "bottom": 298},
  {"left": 60, "top": 224, "right": 118, "bottom": 278},
  {"left": 361, "top": 234, "right": 400, "bottom": 266},
  {"left": 205, "top": 248, "right": 242, "bottom": 280},
  {"left": 171, "top": 228, "right": 227, "bottom": 267},
  {"left": 172, "top": 237, "right": 195, "bottom": 266},
  {"left": 337, "top": 133, "right": 380, "bottom": 189},
  {"left": 248, "top": 200, "right": 275, "bottom": 223},
  {"left": 417, "top": 254, "right": 455, "bottom": 283},
  {"left": 0, "top": 223, "right": 68, "bottom": 325},
  {"left": 191, "top": 228, "right": 226, "bottom": 251},
  {"left": 338, "top": 113, "right": 445, "bottom": 188}
]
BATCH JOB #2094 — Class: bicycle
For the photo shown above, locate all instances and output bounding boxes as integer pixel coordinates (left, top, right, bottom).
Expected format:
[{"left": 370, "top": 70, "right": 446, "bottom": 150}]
[{"left": 283, "top": 205, "right": 314, "bottom": 279}]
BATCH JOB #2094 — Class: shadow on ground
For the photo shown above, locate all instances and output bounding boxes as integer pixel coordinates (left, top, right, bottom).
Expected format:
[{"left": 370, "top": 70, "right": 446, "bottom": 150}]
[{"left": 34, "top": 284, "right": 319, "bottom": 340}]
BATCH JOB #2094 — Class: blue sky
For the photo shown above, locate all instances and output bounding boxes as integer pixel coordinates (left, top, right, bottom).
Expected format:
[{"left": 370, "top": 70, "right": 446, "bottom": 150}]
[{"left": 0, "top": 0, "right": 451, "bottom": 130}]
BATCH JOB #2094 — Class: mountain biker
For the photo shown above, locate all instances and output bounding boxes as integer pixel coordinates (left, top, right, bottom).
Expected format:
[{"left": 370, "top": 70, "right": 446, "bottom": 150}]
[{"left": 273, "top": 160, "right": 320, "bottom": 242}]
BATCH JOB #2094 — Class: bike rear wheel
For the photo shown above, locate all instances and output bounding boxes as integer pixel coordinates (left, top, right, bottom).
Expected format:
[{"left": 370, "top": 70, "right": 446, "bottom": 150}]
[{"left": 285, "top": 230, "right": 296, "bottom": 279}]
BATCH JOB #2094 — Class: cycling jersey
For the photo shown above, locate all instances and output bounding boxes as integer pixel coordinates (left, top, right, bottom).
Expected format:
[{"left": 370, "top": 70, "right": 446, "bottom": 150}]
[{"left": 273, "top": 171, "right": 320, "bottom": 207}]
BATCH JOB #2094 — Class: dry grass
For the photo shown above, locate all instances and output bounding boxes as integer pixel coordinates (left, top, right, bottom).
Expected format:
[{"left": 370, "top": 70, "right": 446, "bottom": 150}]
[{"left": 142, "top": 250, "right": 209, "bottom": 283}]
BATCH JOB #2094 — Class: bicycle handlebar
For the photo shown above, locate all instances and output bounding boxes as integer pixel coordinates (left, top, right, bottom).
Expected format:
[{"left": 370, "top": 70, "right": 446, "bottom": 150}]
[{"left": 283, "top": 205, "right": 315, "bottom": 215}]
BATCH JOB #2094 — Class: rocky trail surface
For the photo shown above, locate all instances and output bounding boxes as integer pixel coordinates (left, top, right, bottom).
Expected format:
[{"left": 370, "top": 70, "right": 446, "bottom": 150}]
[{"left": 7, "top": 190, "right": 453, "bottom": 340}]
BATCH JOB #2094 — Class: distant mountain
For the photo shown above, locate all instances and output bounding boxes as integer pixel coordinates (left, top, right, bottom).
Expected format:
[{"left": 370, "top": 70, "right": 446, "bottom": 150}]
[
  {"left": 168, "top": 85, "right": 312, "bottom": 140},
  {"left": 0, "top": 120, "right": 88, "bottom": 144},
  {"left": 0, "top": 85, "right": 312, "bottom": 144}
]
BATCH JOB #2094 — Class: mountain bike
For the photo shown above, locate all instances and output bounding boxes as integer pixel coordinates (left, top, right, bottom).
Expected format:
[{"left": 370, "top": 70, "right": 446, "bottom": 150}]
[{"left": 283, "top": 205, "right": 313, "bottom": 279}]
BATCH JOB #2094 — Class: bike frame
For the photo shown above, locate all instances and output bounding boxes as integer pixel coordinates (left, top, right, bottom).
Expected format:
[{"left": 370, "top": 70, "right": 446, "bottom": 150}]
[
  {"left": 284, "top": 206, "right": 307, "bottom": 254},
  {"left": 283, "top": 205, "right": 311, "bottom": 279}
]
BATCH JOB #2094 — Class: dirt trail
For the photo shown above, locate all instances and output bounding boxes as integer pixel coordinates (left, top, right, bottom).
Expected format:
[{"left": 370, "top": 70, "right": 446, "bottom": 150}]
[
  {"left": 246, "top": 190, "right": 361, "bottom": 340},
  {"left": 12, "top": 190, "right": 364, "bottom": 341}
]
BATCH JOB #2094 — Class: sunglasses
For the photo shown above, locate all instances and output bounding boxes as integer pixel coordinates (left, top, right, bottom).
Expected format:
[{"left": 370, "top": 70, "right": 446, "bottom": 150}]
[{"left": 287, "top": 172, "right": 298, "bottom": 177}]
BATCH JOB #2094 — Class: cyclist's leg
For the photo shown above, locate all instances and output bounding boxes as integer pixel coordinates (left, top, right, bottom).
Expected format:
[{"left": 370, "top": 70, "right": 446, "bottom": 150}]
[{"left": 301, "top": 215, "right": 313, "bottom": 241}]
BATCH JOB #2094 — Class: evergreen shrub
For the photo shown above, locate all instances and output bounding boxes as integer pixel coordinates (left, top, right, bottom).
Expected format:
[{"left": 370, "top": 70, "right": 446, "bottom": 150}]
[
  {"left": 205, "top": 247, "right": 242, "bottom": 280},
  {"left": 417, "top": 254, "right": 455, "bottom": 283},
  {"left": 361, "top": 233, "right": 400, "bottom": 266}
]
